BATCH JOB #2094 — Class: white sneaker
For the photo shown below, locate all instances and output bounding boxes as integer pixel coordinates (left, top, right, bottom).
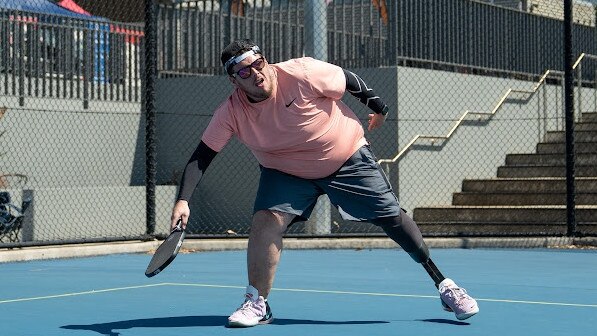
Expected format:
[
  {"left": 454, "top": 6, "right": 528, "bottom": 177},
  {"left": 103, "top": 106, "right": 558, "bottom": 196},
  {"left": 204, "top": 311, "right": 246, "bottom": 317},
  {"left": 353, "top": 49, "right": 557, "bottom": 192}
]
[
  {"left": 227, "top": 285, "right": 273, "bottom": 327},
  {"left": 439, "top": 278, "right": 479, "bottom": 320}
]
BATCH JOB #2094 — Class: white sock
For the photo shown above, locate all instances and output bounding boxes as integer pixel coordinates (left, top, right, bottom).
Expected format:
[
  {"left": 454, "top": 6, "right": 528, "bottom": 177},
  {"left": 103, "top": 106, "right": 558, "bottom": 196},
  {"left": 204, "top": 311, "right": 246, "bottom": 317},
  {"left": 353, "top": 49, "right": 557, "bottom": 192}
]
[{"left": 245, "top": 285, "right": 259, "bottom": 301}]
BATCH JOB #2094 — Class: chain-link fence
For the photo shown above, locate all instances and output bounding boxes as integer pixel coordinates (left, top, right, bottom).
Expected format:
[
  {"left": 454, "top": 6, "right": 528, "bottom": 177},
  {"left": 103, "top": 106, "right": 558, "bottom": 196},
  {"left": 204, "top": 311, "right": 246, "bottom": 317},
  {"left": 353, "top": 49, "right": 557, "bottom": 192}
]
[
  {"left": 0, "top": 0, "right": 149, "bottom": 247},
  {"left": 1, "top": 0, "right": 596, "bottom": 248}
]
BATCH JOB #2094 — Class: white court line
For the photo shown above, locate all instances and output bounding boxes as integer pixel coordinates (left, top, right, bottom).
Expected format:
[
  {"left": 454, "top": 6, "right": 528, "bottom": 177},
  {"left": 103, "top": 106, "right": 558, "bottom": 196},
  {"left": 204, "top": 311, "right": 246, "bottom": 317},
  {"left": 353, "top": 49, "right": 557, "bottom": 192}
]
[
  {"left": 2, "top": 282, "right": 596, "bottom": 309},
  {"left": 165, "top": 282, "right": 597, "bottom": 308},
  {"left": 0, "top": 283, "right": 168, "bottom": 304}
]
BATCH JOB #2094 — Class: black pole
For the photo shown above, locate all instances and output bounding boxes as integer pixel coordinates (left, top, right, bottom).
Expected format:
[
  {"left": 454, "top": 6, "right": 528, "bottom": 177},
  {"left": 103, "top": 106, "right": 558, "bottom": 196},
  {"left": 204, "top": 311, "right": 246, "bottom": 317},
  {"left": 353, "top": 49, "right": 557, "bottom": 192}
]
[
  {"left": 144, "top": 0, "right": 157, "bottom": 236},
  {"left": 563, "top": 0, "right": 576, "bottom": 236}
]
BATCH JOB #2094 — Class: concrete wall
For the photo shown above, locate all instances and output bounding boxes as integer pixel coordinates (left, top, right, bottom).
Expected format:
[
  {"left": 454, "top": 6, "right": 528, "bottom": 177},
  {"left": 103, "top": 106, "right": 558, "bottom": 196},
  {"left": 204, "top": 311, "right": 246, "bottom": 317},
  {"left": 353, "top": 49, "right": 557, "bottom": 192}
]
[
  {"left": 392, "top": 67, "right": 567, "bottom": 209},
  {"left": 1, "top": 65, "right": 589, "bottom": 240},
  {"left": 0, "top": 96, "right": 145, "bottom": 187},
  {"left": 9, "top": 186, "right": 176, "bottom": 242},
  {"left": 154, "top": 66, "right": 572, "bottom": 217},
  {"left": 153, "top": 68, "right": 399, "bottom": 231},
  {"left": 0, "top": 95, "right": 158, "bottom": 242}
]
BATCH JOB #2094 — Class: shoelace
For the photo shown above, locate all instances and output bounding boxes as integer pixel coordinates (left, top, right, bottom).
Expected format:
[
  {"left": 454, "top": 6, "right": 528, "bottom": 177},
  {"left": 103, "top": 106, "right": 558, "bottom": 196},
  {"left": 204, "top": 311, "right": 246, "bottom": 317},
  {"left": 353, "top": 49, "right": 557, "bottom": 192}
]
[
  {"left": 446, "top": 287, "right": 469, "bottom": 305},
  {"left": 235, "top": 300, "right": 261, "bottom": 317},
  {"left": 237, "top": 300, "right": 252, "bottom": 310}
]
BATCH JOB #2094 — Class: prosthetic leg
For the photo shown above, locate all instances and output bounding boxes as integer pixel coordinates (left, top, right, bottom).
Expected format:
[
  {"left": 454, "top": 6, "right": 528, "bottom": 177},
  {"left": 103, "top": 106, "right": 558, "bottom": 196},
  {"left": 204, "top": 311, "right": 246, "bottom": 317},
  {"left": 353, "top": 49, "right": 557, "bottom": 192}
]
[
  {"left": 372, "top": 209, "right": 445, "bottom": 288},
  {"left": 373, "top": 210, "right": 480, "bottom": 319}
]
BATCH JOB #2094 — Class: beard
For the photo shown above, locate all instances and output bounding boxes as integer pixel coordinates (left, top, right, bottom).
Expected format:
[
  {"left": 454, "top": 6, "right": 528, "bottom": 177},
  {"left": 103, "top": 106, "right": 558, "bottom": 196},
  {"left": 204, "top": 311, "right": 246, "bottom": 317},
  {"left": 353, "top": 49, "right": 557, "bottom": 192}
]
[{"left": 245, "top": 67, "right": 275, "bottom": 103}]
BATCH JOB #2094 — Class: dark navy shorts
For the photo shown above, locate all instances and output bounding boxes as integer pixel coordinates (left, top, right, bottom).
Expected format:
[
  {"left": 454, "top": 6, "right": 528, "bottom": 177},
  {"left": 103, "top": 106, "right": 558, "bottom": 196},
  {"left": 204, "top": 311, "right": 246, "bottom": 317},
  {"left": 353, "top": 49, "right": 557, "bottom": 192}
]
[{"left": 254, "top": 145, "right": 401, "bottom": 222}]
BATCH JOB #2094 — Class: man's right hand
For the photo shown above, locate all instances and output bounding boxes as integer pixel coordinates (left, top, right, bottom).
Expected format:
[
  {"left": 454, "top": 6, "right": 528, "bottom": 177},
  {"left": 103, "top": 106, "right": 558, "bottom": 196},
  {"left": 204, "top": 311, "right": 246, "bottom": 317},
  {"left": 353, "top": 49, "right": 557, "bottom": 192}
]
[{"left": 171, "top": 200, "right": 190, "bottom": 230}]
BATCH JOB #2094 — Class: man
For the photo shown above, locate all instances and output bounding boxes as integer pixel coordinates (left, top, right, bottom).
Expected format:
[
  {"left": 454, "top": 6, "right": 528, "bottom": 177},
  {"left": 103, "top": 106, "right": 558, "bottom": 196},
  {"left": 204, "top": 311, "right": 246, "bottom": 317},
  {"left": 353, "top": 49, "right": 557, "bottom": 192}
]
[{"left": 170, "top": 39, "right": 479, "bottom": 328}]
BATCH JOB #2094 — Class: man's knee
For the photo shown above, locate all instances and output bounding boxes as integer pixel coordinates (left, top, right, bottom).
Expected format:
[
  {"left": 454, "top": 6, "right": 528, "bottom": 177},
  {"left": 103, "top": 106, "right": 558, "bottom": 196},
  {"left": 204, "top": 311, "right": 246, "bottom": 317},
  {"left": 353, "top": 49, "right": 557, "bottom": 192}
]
[
  {"left": 372, "top": 212, "right": 430, "bottom": 263},
  {"left": 251, "top": 210, "right": 295, "bottom": 234}
]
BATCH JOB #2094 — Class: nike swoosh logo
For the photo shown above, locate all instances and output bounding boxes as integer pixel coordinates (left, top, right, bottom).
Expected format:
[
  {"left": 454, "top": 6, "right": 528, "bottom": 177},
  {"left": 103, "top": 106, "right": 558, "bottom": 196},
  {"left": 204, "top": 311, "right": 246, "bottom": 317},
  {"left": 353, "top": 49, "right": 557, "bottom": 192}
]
[{"left": 285, "top": 98, "right": 296, "bottom": 108}]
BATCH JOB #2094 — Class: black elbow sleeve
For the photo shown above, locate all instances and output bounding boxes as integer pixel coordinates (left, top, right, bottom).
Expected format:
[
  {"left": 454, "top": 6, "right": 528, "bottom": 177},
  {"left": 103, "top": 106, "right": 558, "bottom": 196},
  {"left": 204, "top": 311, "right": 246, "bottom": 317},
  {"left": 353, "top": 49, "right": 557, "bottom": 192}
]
[{"left": 343, "top": 69, "right": 388, "bottom": 116}]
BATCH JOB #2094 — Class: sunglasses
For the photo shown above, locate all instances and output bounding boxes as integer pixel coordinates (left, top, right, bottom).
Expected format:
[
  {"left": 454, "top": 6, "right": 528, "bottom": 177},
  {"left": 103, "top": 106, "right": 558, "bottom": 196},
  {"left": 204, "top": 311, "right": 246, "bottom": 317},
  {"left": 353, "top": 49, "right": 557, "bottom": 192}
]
[{"left": 232, "top": 57, "right": 265, "bottom": 79}]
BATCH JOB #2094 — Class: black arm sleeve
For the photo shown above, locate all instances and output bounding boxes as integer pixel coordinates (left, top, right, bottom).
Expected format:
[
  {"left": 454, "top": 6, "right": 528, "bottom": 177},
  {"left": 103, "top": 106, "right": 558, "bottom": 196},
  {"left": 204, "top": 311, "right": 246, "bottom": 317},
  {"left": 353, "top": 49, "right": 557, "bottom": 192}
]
[
  {"left": 343, "top": 69, "right": 389, "bottom": 116},
  {"left": 176, "top": 141, "right": 218, "bottom": 201}
]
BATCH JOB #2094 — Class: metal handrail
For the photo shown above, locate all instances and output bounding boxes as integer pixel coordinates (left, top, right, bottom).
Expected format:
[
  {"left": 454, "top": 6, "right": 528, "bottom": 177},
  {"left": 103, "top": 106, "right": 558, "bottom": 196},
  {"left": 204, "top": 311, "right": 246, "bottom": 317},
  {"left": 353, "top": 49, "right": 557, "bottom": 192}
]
[{"left": 377, "top": 53, "right": 594, "bottom": 165}]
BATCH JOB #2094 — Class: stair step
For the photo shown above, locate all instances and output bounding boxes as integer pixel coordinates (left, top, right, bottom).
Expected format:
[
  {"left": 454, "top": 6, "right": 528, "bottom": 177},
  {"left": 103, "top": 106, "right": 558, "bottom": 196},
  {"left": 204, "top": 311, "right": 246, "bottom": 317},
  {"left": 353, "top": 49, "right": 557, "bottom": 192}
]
[
  {"left": 575, "top": 122, "right": 597, "bottom": 131},
  {"left": 452, "top": 192, "right": 597, "bottom": 205},
  {"left": 497, "top": 165, "right": 597, "bottom": 177},
  {"left": 536, "top": 142, "right": 597, "bottom": 154},
  {"left": 582, "top": 112, "right": 597, "bottom": 122},
  {"left": 417, "top": 222, "right": 596, "bottom": 236},
  {"left": 413, "top": 206, "right": 597, "bottom": 223},
  {"left": 506, "top": 153, "right": 597, "bottom": 166},
  {"left": 545, "top": 130, "right": 597, "bottom": 142},
  {"left": 462, "top": 178, "right": 597, "bottom": 193},
  {"left": 412, "top": 113, "right": 597, "bottom": 237},
  {"left": 414, "top": 205, "right": 597, "bottom": 236}
]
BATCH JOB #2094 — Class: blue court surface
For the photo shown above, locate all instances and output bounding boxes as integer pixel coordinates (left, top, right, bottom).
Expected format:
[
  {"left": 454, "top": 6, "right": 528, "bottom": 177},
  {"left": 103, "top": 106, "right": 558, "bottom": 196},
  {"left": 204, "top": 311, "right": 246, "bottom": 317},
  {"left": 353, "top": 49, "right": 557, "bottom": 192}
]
[{"left": 1, "top": 248, "right": 595, "bottom": 336}]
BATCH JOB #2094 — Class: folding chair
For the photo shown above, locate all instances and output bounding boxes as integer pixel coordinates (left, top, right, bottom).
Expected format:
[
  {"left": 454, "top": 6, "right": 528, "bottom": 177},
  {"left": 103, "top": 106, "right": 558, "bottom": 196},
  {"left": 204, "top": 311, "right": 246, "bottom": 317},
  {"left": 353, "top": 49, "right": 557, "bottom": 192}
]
[{"left": 0, "top": 192, "right": 32, "bottom": 243}]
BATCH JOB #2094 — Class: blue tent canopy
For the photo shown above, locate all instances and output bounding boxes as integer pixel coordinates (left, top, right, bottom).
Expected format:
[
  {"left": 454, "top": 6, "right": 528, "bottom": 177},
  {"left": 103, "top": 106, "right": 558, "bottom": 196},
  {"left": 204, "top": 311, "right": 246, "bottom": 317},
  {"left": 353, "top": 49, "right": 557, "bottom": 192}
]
[{"left": 0, "top": 0, "right": 104, "bottom": 20}]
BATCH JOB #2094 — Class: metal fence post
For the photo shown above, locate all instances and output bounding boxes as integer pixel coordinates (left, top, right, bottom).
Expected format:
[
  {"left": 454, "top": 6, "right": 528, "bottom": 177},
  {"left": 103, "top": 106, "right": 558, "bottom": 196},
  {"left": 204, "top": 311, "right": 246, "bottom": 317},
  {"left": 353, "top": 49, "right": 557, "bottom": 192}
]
[
  {"left": 564, "top": 0, "right": 577, "bottom": 237},
  {"left": 144, "top": 0, "right": 158, "bottom": 236},
  {"left": 304, "top": 0, "right": 328, "bottom": 62},
  {"left": 304, "top": 0, "right": 330, "bottom": 234}
]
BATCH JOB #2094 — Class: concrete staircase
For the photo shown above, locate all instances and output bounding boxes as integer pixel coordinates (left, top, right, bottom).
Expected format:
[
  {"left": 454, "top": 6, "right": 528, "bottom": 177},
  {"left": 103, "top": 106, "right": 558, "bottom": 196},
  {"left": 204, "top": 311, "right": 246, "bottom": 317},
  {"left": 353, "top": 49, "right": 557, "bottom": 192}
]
[{"left": 413, "top": 112, "right": 597, "bottom": 237}]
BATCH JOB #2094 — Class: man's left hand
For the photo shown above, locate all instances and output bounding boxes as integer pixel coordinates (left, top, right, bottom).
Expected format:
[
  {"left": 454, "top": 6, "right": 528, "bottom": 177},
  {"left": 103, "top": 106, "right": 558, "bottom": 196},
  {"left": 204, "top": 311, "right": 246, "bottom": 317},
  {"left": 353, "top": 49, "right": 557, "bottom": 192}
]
[{"left": 367, "top": 113, "right": 386, "bottom": 131}]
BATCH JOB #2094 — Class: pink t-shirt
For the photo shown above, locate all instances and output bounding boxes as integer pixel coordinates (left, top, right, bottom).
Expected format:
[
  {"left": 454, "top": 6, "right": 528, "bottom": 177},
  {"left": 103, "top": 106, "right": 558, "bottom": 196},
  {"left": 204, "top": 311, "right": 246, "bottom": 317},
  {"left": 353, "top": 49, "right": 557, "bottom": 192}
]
[{"left": 201, "top": 57, "right": 368, "bottom": 179}]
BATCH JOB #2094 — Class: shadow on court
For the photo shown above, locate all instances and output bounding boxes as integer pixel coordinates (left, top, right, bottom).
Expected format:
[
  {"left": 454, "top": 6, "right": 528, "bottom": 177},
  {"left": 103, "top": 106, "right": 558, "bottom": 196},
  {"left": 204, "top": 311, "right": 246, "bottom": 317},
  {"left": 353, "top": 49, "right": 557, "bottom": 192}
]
[
  {"left": 272, "top": 318, "right": 389, "bottom": 326},
  {"left": 417, "top": 318, "right": 470, "bottom": 326},
  {"left": 61, "top": 315, "right": 389, "bottom": 335},
  {"left": 61, "top": 316, "right": 226, "bottom": 336}
]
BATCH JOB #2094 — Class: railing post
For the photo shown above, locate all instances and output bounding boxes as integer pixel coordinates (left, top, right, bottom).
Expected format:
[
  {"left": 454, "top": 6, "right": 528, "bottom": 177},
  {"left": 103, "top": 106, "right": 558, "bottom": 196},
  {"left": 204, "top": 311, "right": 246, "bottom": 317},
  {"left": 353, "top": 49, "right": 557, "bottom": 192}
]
[
  {"left": 577, "top": 62, "right": 582, "bottom": 121},
  {"left": 542, "top": 79, "right": 547, "bottom": 142},
  {"left": 387, "top": 0, "right": 398, "bottom": 65},
  {"left": 18, "top": 18, "right": 24, "bottom": 106},
  {"left": 594, "top": 69, "right": 597, "bottom": 114},
  {"left": 83, "top": 28, "right": 89, "bottom": 109}
]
